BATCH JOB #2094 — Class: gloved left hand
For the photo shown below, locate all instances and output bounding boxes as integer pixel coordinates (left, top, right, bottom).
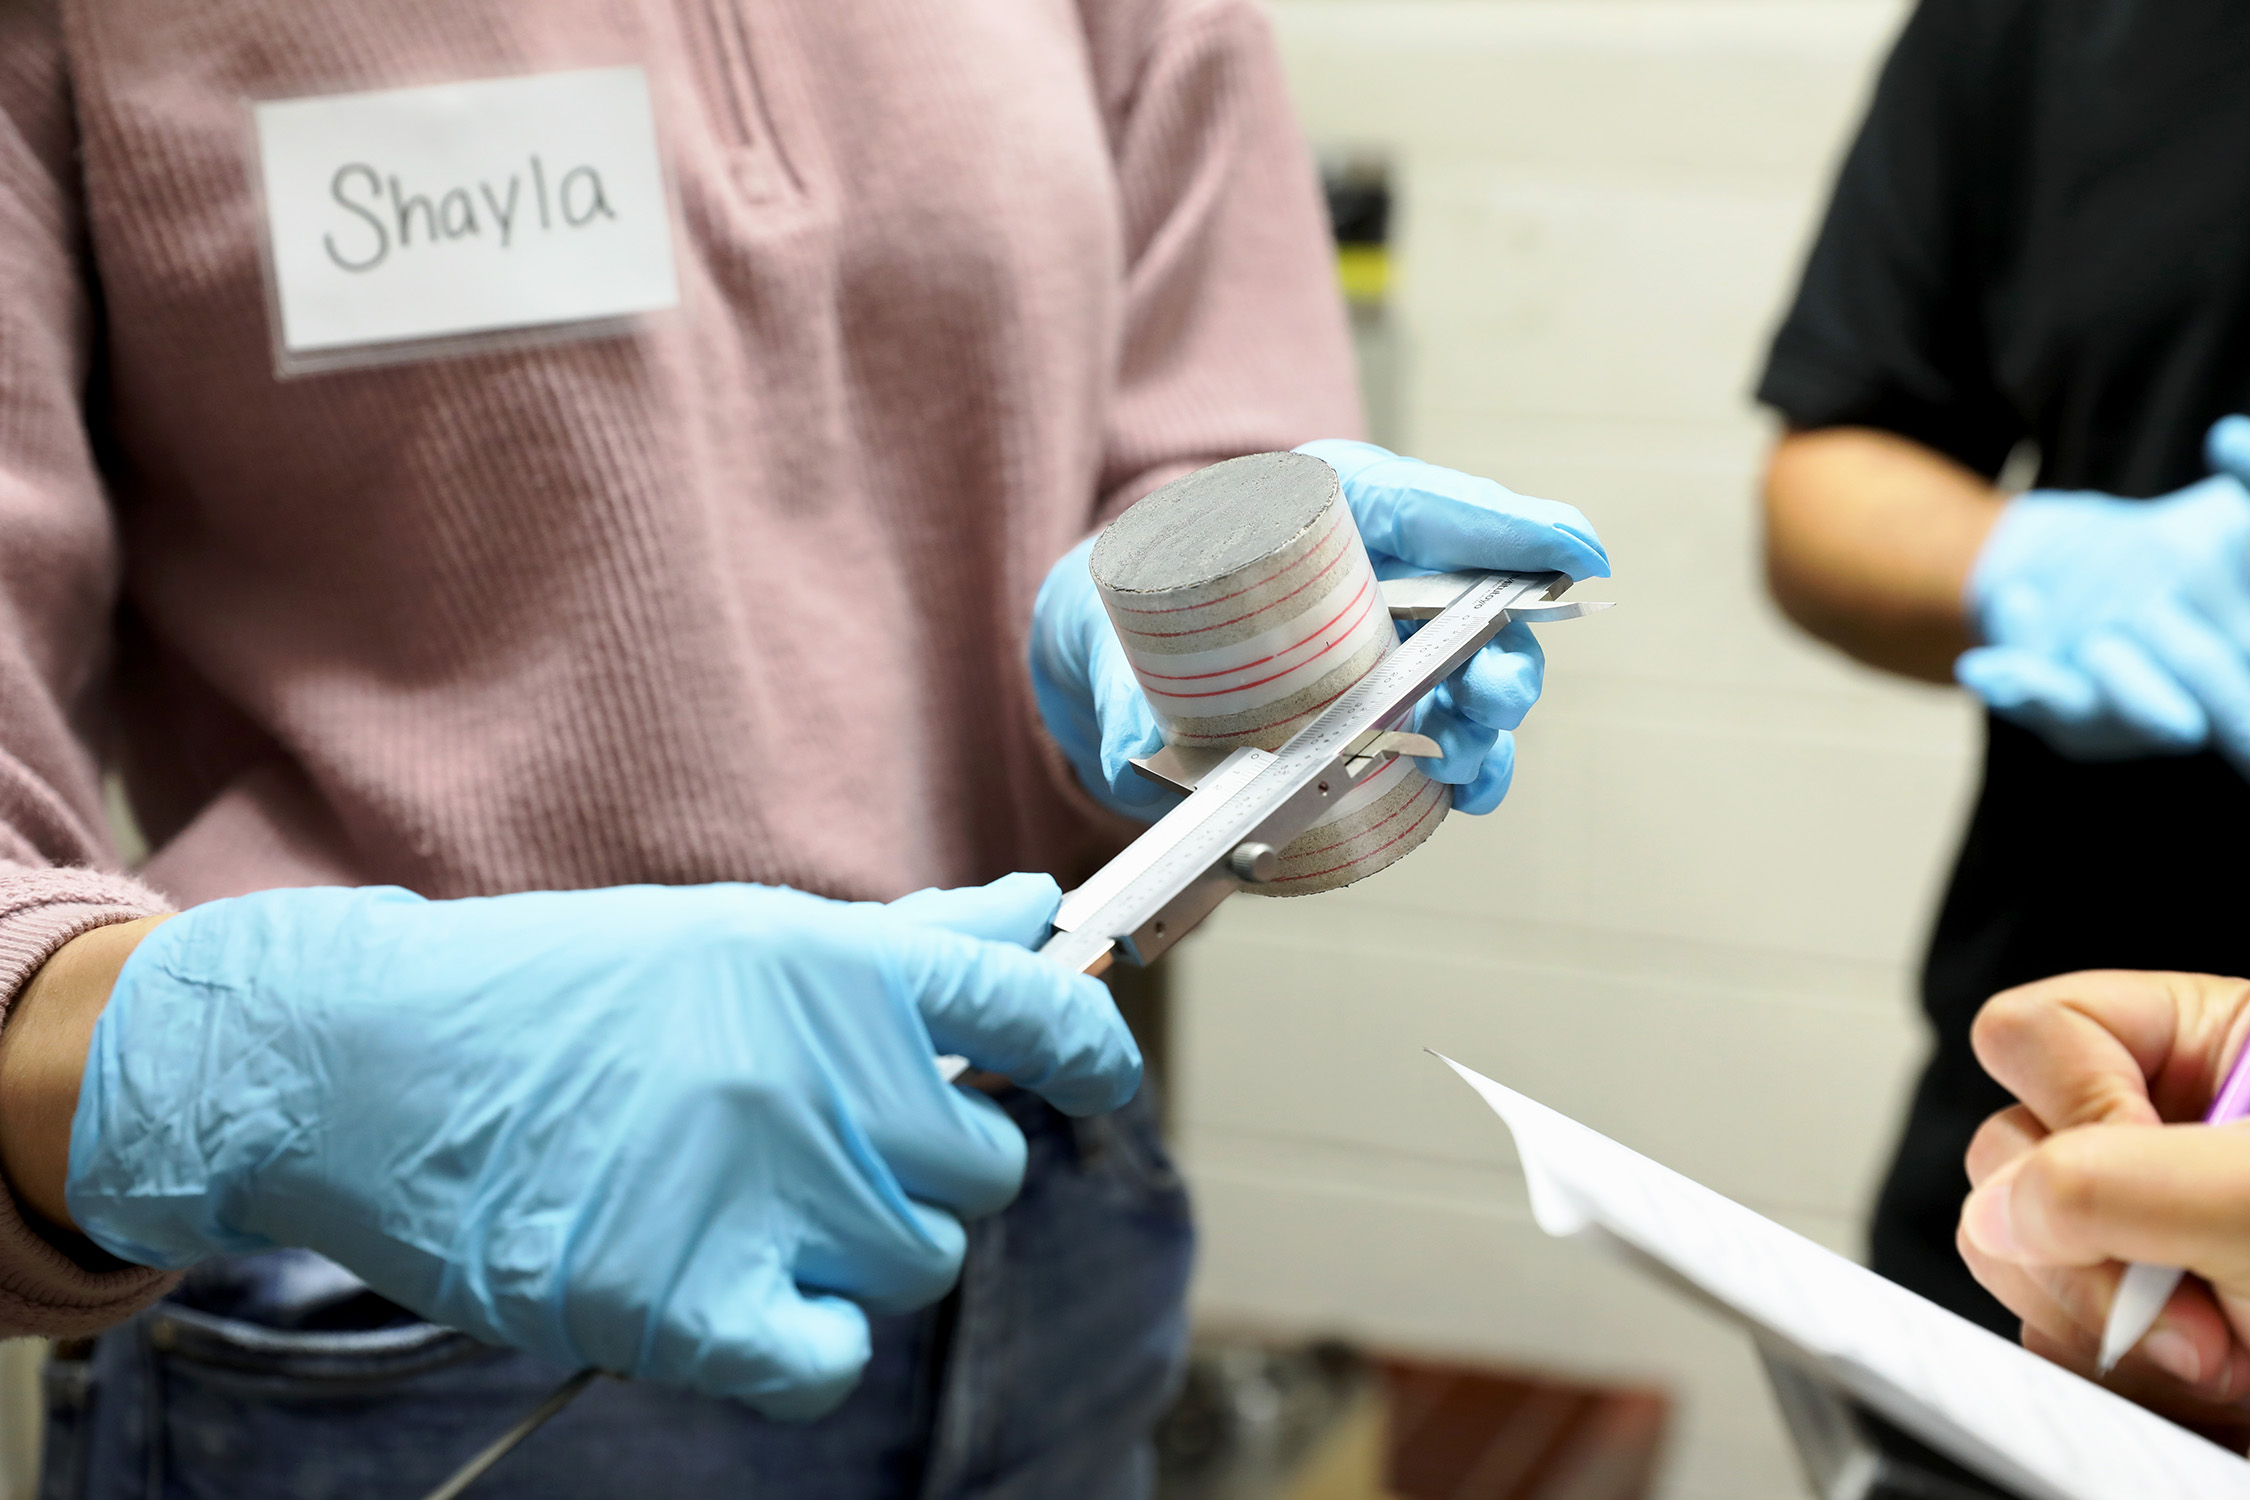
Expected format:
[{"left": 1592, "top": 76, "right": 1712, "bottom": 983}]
[
  {"left": 1031, "top": 442, "right": 1609, "bottom": 819},
  {"left": 1958, "top": 416, "right": 2250, "bottom": 767},
  {"left": 65, "top": 875, "right": 1135, "bottom": 1420}
]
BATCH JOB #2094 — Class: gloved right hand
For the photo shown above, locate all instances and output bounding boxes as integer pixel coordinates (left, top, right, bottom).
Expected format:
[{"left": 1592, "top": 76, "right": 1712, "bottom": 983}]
[
  {"left": 1957, "top": 416, "right": 2250, "bottom": 765},
  {"left": 65, "top": 876, "right": 1137, "bottom": 1420}
]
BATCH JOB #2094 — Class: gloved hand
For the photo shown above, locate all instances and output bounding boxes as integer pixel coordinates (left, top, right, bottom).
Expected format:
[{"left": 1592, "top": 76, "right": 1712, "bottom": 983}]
[
  {"left": 1030, "top": 532, "right": 1175, "bottom": 821},
  {"left": 1956, "top": 416, "right": 2250, "bottom": 765},
  {"left": 66, "top": 875, "right": 1136, "bottom": 1420},
  {"left": 1030, "top": 443, "right": 1610, "bottom": 819}
]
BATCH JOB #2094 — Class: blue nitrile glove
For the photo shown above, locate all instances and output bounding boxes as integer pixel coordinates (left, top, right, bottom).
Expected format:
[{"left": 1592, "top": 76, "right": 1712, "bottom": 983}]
[
  {"left": 1957, "top": 416, "right": 2250, "bottom": 767},
  {"left": 66, "top": 875, "right": 1136, "bottom": 1421},
  {"left": 1030, "top": 533, "right": 1173, "bottom": 821},
  {"left": 1031, "top": 446, "right": 1609, "bottom": 819},
  {"left": 1297, "top": 441, "right": 1609, "bottom": 812}
]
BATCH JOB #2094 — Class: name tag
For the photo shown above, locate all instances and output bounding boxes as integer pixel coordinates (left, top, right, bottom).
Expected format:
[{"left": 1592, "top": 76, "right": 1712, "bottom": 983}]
[{"left": 252, "top": 67, "right": 680, "bottom": 365}]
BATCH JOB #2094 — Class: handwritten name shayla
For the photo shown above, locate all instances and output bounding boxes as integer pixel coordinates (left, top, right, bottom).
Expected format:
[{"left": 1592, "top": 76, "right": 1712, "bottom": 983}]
[{"left": 323, "top": 156, "right": 618, "bottom": 273}]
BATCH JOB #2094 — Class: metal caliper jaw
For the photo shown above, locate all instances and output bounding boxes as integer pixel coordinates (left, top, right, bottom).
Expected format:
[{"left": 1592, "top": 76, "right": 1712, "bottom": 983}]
[{"left": 1037, "top": 570, "right": 1612, "bottom": 977}]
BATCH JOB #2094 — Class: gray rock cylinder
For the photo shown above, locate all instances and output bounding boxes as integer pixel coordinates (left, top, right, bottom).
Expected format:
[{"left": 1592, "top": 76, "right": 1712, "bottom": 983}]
[{"left": 1090, "top": 452, "right": 1449, "bottom": 895}]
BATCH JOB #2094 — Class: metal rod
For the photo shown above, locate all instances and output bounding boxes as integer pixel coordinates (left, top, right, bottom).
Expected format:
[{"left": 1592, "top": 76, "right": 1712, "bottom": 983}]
[
  {"left": 413, "top": 1044, "right": 986, "bottom": 1500},
  {"left": 416, "top": 1366, "right": 599, "bottom": 1500}
]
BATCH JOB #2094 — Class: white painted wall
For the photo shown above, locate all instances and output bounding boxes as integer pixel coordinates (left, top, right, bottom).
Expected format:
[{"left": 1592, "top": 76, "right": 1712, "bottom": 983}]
[
  {"left": 0, "top": 1339, "right": 36, "bottom": 1500},
  {"left": 1177, "top": 4, "right": 1979, "bottom": 1497}
]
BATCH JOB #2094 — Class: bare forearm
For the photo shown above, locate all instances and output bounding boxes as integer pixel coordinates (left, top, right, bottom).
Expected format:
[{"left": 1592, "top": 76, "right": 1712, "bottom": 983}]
[
  {"left": 1762, "top": 427, "right": 2007, "bottom": 683},
  {"left": 0, "top": 916, "right": 168, "bottom": 1232}
]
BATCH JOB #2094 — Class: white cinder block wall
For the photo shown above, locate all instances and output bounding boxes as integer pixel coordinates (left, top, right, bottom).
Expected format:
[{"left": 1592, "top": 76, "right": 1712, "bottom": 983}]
[{"left": 1176, "top": 4, "right": 1978, "bottom": 1497}]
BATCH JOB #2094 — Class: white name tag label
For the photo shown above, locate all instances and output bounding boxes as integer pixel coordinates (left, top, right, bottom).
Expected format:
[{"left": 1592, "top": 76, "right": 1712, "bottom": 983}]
[{"left": 253, "top": 67, "right": 680, "bottom": 360}]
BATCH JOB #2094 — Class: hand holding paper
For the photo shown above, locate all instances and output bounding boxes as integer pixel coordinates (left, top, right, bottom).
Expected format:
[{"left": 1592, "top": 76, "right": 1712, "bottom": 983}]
[
  {"left": 1438, "top": 1053, "right": 2250, "bottom": 1500},
  {"left": 1958, "top": 970, "right": 2250, "bottom": 1436}
]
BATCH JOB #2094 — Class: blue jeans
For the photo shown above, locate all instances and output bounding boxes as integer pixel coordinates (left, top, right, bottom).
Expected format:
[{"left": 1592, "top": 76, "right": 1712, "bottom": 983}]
[{"left": 40, "top": 1088, "right": 1191, "bottom": 1500}]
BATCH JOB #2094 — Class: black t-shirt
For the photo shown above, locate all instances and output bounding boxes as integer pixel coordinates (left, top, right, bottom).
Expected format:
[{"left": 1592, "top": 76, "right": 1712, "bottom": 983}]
[{"left": 1759, "top": 0, "right": 2250, "bottom": 1333}]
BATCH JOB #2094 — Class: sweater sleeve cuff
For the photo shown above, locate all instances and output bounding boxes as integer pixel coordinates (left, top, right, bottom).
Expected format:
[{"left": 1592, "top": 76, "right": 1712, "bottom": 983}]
[{"left": 0, "top": 866, "right": 179, "bottom": 1335}]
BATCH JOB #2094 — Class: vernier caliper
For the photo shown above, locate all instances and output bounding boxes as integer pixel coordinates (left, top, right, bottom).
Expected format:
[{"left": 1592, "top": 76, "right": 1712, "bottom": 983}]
[
  {"left": 1037, "top": 567, "right": 1609, "bottom": 976},
  {"left": 416, "top": 566, "right": 1606, "bottom": 1500}
]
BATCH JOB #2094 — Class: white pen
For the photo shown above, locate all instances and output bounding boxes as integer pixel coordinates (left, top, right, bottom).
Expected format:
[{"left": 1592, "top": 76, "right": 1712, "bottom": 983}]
[{"left": 2097, "top": 1040, "right": 2250, "bottom": 1373}]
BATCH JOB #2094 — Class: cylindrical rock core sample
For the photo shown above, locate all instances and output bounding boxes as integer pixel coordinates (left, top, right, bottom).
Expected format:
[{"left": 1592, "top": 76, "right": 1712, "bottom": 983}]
[{"left": 1090, "top": 451, "right": 1449, "bottom": 895}]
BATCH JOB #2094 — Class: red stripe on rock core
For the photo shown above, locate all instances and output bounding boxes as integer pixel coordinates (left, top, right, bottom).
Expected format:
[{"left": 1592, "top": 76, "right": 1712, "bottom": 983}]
[
  {"left": 1119, "top": 533, "right": 1353, "bottom": 642},
  {"left": 1108, "top": 511, "right": 1349, "bottom": 617},
  {"left": 1266, "top": 779, "right": 1447, "bottom": 886},
  {"left": 1140, "top": 580, "right": 1378, "bottom": 700}
]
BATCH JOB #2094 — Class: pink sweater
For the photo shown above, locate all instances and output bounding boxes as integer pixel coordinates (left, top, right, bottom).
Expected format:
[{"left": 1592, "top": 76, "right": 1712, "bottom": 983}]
[{"left": 0, "top": 0, "right": 1357, "bottom": 1334}]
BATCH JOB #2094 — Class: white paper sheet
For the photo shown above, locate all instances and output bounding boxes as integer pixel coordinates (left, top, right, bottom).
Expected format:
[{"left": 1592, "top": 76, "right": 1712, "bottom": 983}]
[{"left": 1436, "top": 1054, "right": 2250, "bottom": 1500}]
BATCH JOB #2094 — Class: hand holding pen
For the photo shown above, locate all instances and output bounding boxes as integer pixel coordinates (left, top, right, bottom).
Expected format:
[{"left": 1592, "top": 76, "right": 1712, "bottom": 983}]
[{"left": 1956, "top": 969, "right": 2250, "bottom": 1439}]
